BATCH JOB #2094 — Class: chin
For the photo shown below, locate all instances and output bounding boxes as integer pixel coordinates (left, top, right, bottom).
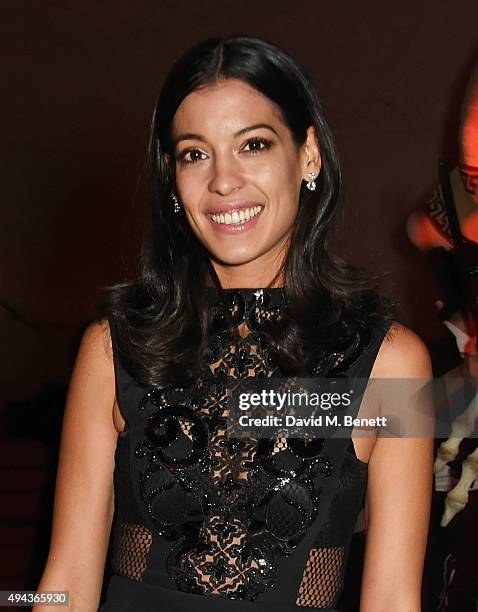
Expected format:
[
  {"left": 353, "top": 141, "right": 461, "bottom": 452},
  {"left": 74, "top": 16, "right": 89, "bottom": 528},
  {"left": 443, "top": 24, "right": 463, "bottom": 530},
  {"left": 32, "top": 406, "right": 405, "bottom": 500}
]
[{"left": 209, "top": 249, "right": 264, "bottom": 267}]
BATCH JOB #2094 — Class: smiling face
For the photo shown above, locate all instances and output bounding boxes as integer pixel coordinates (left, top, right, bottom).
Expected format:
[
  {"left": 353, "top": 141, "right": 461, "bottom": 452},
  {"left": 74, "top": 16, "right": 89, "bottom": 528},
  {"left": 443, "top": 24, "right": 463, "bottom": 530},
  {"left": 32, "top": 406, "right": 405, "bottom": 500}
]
[{"left": 170, "top": 78, "right": 321, "bottom": 287}]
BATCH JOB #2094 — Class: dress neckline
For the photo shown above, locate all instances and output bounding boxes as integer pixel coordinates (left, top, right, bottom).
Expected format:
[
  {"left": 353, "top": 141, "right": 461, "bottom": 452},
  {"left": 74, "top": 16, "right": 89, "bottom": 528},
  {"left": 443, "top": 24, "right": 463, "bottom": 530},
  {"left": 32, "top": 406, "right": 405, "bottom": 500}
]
[
  {"left": 206, "top": 286, "right": 286, "bottom": 306},
  {"left": 205, "top": 286, "right": 287, "bottom": 330}
]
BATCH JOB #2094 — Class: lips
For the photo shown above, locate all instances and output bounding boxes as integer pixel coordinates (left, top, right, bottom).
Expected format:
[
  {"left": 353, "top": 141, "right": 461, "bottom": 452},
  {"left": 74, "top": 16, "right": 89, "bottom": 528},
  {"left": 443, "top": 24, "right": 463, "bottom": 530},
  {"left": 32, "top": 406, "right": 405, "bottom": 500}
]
[{"left": 206, "top": 203, "right": 264, "bottom": 233}]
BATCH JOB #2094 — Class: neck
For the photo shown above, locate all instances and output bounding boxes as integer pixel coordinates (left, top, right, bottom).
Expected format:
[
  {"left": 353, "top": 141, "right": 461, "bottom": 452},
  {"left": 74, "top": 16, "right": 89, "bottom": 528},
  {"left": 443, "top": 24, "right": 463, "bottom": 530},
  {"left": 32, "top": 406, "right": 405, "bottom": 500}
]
[
  {"left": 209, "top": 261, "right": 285, "bottom": 289},
  {"left": 209, "top": 238, "right": 289, "bottom": 289},
  {"left": 219, "top": 280, "right": 284, "bottom": 289}
]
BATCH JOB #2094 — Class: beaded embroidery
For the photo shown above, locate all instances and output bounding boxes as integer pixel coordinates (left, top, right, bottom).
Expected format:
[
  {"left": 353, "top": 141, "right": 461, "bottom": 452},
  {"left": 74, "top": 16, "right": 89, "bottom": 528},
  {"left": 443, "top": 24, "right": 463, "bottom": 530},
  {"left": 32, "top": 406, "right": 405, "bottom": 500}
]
[{"left": 132, "top": 287, "right": 370, "bottom": 601}]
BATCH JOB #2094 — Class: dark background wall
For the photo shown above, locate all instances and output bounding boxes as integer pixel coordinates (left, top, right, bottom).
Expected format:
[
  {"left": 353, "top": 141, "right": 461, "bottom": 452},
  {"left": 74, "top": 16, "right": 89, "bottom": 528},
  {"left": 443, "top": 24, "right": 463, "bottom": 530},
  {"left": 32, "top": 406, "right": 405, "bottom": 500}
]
[
  {"left": 1, "top": 0, "right": 477, "bottom": 600},
  {"left": 2, "top": 0, "right": 478, "bottom": 402}
]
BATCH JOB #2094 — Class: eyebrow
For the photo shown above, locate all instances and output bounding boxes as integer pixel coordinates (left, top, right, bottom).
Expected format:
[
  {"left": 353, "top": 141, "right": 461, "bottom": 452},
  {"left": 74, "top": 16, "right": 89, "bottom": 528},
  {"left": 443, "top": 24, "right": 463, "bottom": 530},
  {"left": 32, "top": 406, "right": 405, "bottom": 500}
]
[{"left": 172, "top": 123, "right": 279, "bottom": 147}]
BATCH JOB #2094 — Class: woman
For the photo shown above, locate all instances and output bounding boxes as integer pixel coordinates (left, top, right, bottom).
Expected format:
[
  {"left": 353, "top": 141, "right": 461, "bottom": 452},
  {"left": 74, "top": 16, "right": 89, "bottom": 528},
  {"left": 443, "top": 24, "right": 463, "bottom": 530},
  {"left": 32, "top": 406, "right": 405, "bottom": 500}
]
[{"left": 35, "top": 36, "right": 433, "bottom": 611}]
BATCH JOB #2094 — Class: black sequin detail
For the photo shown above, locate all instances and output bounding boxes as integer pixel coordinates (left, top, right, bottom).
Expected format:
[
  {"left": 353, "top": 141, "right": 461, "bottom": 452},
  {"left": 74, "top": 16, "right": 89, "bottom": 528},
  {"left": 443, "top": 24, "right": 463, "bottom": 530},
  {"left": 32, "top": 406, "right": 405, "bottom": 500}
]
[{"left": 133, "top": 287, "right": 367, "bottom": 601}]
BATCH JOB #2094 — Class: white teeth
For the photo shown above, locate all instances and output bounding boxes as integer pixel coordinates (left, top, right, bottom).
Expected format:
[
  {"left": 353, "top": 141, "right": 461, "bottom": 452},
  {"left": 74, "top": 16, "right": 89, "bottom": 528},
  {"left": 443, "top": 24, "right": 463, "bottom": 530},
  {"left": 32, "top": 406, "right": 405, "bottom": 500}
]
[{"left": 210, "top": 206, "right": 262, "bottom": 225}]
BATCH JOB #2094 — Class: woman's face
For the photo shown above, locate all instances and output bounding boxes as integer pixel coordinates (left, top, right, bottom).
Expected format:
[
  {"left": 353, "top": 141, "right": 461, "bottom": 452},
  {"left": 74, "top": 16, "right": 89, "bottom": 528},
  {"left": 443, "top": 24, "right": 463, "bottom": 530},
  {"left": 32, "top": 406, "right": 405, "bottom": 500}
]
[{"left": 170, "top": 78, "right": 320, "bottom": 286}]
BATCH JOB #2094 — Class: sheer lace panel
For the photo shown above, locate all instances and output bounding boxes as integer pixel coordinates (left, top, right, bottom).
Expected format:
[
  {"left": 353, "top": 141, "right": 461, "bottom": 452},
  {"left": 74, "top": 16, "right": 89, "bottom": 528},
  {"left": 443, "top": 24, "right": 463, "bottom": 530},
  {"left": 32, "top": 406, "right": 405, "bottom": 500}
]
[
  {"left": 130, "top": 288, "right": 369, "bottom": 601},
  {"left": 296, "top": 546, "right": 344, "bottom": 608},
  {"left": 111, "top": 521, "right": 152, "bottom": 581}
]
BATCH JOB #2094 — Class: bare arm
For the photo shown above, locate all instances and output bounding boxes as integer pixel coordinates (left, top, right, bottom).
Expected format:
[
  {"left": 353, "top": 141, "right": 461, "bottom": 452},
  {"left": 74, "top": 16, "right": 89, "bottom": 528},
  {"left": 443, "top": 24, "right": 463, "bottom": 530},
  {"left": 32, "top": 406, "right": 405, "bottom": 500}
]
[
  {"left": 33, "top": 320, "right": 118, "bottom": 611},
  {"left": 360, "top": 323, "right": 434, "bottom": 612}
]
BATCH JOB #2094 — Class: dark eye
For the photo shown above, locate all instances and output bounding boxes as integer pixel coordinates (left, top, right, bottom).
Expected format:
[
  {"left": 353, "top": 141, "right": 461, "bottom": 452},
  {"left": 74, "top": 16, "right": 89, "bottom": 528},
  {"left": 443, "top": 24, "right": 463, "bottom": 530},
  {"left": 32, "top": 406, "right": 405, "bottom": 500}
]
[
  {"left": 242, "top": 137, "right": 272, "bottom": 154},
  {"left": 177, "top": 149, "right": 207, "bottom": 165}
]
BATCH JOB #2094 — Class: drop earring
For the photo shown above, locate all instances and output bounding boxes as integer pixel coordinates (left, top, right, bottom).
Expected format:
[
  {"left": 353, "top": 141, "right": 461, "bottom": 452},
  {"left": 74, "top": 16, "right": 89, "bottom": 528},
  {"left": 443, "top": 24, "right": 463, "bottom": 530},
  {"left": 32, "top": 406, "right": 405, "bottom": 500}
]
[
  {"left": 306, "top": 172, "right": 317, "bottom": 191},
  {"left": 172, "top": 193, "right": 181, "bottom": 213}
]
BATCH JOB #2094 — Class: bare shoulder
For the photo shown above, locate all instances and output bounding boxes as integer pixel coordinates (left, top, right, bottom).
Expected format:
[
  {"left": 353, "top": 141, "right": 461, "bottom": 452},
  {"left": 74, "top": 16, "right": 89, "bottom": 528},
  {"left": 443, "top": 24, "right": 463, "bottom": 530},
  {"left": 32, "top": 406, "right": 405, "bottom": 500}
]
[
  {"left": 79, "top": 318, "right": 114, "bottom": 370},
  {"left": 371, "top": 321, "right": 432, "bottom": 378},
  {"left": 66, "top": 318, "right": 116, "bottom": 419}
]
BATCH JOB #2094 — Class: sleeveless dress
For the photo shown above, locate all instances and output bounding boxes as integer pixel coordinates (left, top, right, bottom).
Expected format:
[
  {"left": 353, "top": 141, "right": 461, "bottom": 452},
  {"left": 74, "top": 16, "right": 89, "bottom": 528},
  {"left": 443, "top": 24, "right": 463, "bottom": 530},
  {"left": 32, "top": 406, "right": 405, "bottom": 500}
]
[{"left": 99, "top": 287, "right": 391, "bottom": 611}]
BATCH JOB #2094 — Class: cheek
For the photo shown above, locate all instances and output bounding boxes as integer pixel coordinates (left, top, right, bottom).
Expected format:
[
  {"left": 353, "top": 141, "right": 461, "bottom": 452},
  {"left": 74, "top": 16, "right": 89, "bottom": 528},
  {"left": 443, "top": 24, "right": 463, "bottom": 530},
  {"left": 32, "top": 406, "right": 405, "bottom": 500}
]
[
  {"left": 175, "top": 168, "right": 205, "bottom": 209},
  {"left": 257, "top": 160, "right": 302, "bottom": 210},
  {"left": 250, "top": 155, "right": 300, "bottom": 189}
]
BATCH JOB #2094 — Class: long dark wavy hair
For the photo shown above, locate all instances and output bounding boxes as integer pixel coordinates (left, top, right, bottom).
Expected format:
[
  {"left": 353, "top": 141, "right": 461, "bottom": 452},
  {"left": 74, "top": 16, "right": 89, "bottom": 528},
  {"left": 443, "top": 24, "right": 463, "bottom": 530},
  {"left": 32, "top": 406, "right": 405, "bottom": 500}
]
[{"left": 96, "top": 35, "right": 396, "bottom": 388}]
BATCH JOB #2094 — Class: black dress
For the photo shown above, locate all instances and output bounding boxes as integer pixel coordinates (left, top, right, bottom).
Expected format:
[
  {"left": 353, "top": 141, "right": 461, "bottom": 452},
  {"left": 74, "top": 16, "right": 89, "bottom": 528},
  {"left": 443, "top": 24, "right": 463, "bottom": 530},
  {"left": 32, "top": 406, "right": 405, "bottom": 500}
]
[{"left": 99, "top": 287, "right": 391, "bottom": 611}]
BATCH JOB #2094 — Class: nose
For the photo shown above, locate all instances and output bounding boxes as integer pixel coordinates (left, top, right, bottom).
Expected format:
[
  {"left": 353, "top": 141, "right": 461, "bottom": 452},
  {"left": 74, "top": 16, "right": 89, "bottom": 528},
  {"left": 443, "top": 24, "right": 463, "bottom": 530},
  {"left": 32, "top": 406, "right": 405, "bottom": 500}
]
[{"left": 208, "top": 154, "right": 245, "bottom": 195}]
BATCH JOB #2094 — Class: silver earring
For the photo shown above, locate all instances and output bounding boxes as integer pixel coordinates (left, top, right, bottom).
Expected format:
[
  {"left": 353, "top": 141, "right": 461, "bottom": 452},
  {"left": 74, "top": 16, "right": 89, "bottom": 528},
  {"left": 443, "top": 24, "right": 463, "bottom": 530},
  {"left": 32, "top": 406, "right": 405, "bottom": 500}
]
[
  {"left": 172, "top": 193, "right": 181, "bottom": 213},
  {"left": 306, "top": 172, "right": 317, "bottom": 191}
]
